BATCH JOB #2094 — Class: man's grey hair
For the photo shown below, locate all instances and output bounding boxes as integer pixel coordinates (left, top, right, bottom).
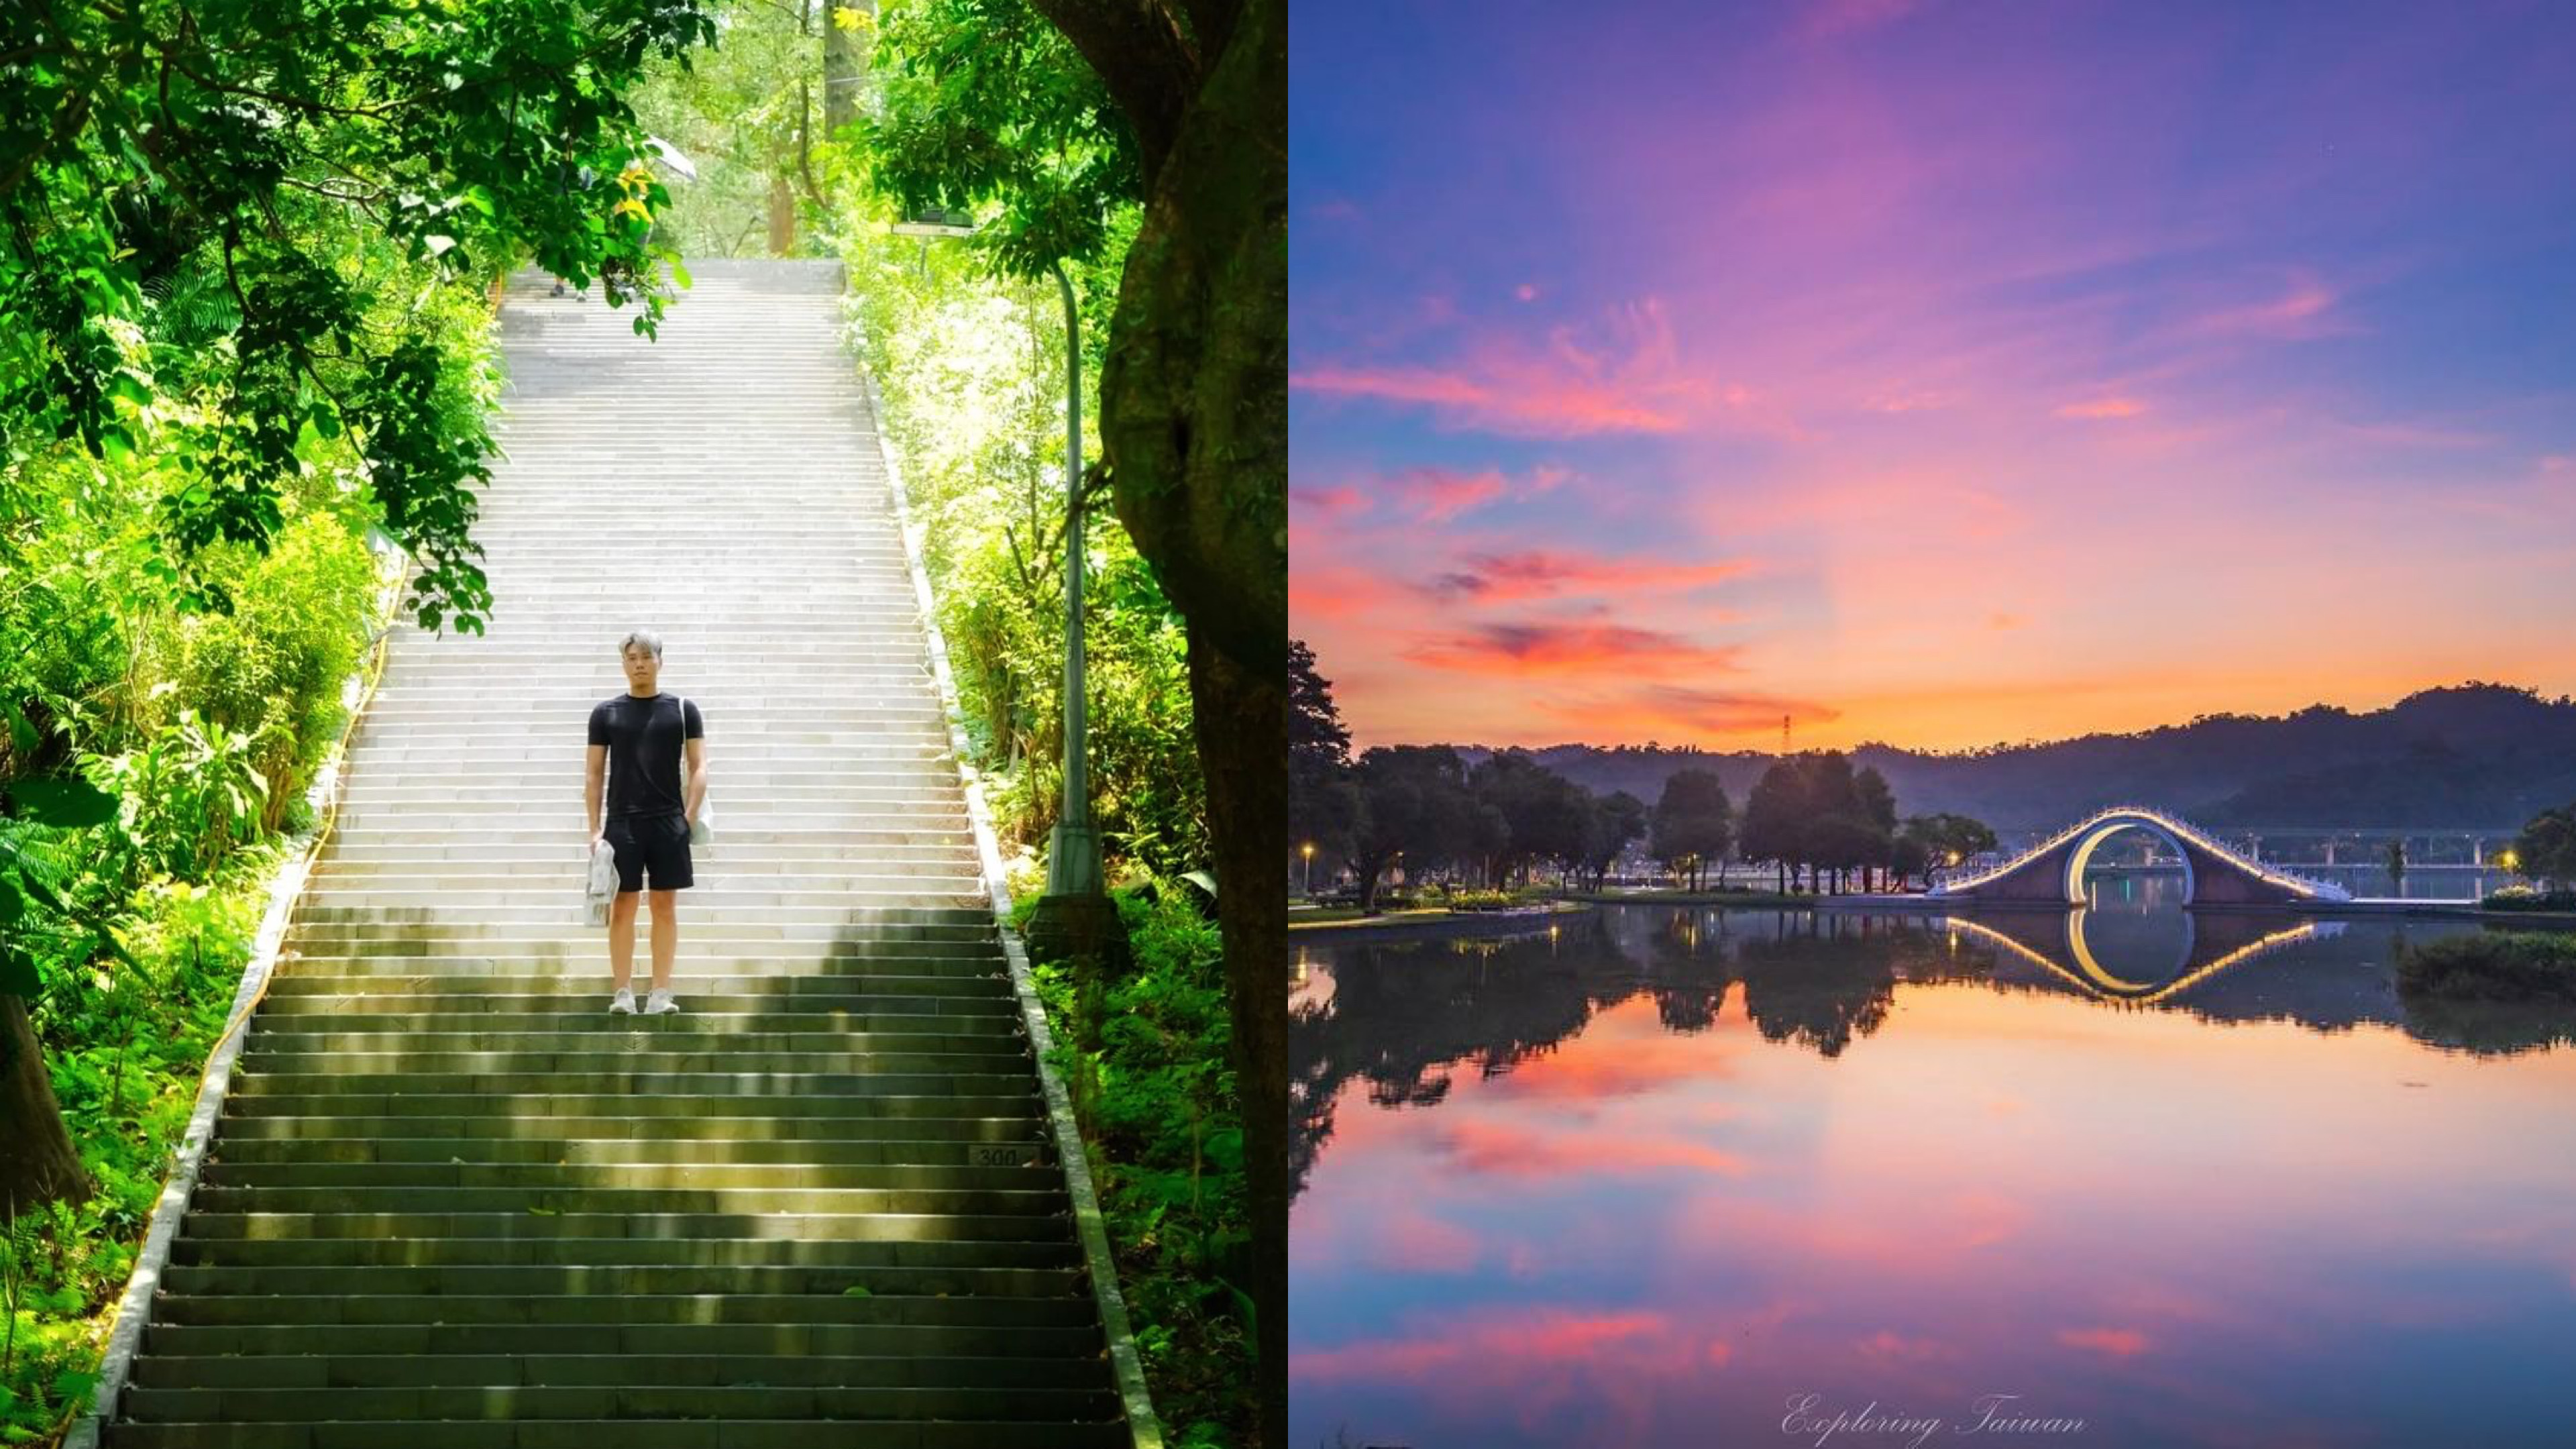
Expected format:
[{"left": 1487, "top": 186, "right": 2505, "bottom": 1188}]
[{"left": 618, "top": 629, "right": 665, "bottom": 659}]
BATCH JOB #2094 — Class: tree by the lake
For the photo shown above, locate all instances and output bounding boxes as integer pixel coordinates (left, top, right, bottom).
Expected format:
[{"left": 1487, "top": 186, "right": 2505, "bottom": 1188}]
[
  {"left": 2511, "top": 804, "right": 2576, "bottom": 890},
  {"left": 1581, "top": 790, "right": 1649, "bottom": 890},
  {"left": 1289, "top": 639, "right": 1358, "bottom": 871},
  {"left": 1739, "top": 759, "right": 1803, "bottom": 893},
  {"left": 1351, "top": 745, "right": 1473, "bottom": 913},
  {"left": 1470, "top": 750, "right": 1593, "bottom": 885},
  {"left": 1897, "top": 812, "right": 1998, "bottom": 889},
  {"left": 1737, "top": 751, "right": 1904, "bottom": 893},
  {"left": 1651, "top": 767, "right": 1733, "bottom": 891}
]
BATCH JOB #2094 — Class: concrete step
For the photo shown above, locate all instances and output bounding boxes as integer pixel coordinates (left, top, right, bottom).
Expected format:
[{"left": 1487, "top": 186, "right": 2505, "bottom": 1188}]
[
  {"left": 166, "top": 1237, "right": 1076, "bottom": 1270},
  {"left": 209, "top": 1136, "right": 1051, "bottom": 1167},
  {"left": 217, "top": 1093, "right": 1042, "bottom": 1124},
  {"left": 178, "top": 1210, "right": 1069, "bottom": 1244},
  {"left": 150, "top": 1289, "right": 1091, "bottom": 1329},
  {"left": 132, "top": 1350, "right": 1099, "bottom": 1389},
  {"left": 244, "top": 1028, "right": 1022, "bottom": 1055},
  {"left": 253, "top": 975, "right": 1009, "bottom": 1001},
  {"left": 156, "top": 1258, "right": 1083, "bottom": 1297},
  {"left": 321, "top": 826, "right": 974, "bottom": 847},
  {"left": 114, "top": 1413, "right": 1115, "bottom": 1449},
  {"left": 213, "top": 1114, "right": 1046, "bottom": 1144}
]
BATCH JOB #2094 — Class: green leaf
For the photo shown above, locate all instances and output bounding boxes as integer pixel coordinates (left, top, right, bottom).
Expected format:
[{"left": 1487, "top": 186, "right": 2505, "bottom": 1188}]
[
  {"left": 841, "top": 1285, "right": 871, "bottom": 1297},
  {"left": 0, "top": 873, "right": 23, "bottom": 926},
  {"left": 0, "top": 944, "right": 38, "bottom": 998},
  {"left": 52, "top": 1369, "right": 101, "bottom": 1405},
  {"left": 9, "top": 777, "right": 119, "bottom": 828}
]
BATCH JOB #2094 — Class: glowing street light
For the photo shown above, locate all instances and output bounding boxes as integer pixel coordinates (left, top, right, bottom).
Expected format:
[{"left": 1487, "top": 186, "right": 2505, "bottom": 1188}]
[{"left": 1301, "top": 841, "right": 1316, "bottom": 896}]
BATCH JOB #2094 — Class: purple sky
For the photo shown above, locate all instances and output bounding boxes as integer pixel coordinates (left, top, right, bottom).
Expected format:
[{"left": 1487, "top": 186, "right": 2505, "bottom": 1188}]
[{"left": 1290, "top": 0, "right": 2576, "bottom": 750}]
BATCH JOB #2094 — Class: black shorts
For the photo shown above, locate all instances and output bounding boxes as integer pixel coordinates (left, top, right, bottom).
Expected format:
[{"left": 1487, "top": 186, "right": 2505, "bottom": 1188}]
[{"left": 604, "top": 812, "right": 694, "bottom": 892}]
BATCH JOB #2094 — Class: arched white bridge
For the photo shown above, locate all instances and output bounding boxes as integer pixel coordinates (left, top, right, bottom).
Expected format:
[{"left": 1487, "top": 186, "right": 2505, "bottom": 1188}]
[{"left": 1927, "top": 805, "right": 2354, "bottom": 907}]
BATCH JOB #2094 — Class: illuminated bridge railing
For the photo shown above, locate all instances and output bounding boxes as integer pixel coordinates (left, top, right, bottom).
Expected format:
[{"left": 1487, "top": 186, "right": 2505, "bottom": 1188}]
[{"left": 1925, "top": 804, "right": 2355, "bottom": 902}]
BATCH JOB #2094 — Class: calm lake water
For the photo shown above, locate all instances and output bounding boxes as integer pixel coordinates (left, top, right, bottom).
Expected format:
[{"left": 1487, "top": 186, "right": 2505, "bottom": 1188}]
[{"left": 1289, "top": 897, "right": 2576, "bottom": 1449}]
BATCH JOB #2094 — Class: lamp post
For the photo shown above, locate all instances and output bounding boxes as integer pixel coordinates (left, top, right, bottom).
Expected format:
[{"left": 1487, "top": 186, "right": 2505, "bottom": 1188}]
[
  {"left": 892, "top": 210, "right": 1119, "bottom": 966},
  {"left": 1301, "top": 842, "right": 1315, "bottom": 897}
]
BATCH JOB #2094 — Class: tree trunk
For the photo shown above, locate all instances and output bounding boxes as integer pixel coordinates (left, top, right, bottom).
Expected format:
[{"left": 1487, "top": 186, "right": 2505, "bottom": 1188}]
[
  {"left": 1, "top": 994, "right": 90, "bottom": 1218},
  {"left": 1187, "top": 633, "right": 1285, "bottom": 1444},
  {"left": 766, "top": 170, "right": 796, "bottom": 255},
  {"left": 1019, "top": 0, "right": 1285, "bottom": 1434},
  {"left": 824, "top": 0, "right": 871, "bottom": 136}
]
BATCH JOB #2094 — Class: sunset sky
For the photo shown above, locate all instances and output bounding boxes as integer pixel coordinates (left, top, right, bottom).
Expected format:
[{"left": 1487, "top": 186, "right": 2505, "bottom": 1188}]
[{"left": 1289, "top": 0, "right": 2576, "bottom": 752}]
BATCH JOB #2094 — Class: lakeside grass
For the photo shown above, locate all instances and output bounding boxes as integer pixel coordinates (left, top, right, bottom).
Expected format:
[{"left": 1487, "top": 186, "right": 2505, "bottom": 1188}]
[{"left": 2398, "top": 930, "right": 2576, "bottom": 999}]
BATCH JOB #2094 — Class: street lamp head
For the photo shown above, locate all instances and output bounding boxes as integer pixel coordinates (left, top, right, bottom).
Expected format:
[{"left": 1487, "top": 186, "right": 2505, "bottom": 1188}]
[{"left": 1301, "top": 842, "right": 1316, "bottom": 859}]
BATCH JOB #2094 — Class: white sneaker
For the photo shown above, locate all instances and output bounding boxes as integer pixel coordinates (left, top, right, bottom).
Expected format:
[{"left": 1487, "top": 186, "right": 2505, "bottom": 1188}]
[
  {"left": 608, "top": 987, "right": 636, "bottom": 1015},
  {"left": 643, "top": 988, "right": 680, "bottom": 1015}
]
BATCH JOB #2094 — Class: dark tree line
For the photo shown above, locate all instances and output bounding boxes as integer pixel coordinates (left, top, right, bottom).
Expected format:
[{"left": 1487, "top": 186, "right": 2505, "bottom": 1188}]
[{"left": 1289, "top": 643, "right": 1996, "bottom": 908}]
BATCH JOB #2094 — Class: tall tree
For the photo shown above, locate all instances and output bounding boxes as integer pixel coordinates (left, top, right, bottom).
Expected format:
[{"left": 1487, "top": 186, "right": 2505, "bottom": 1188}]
[
  {"left": 1010, "top": 9, "right": 1283, "bottom": 1417},
  {"left": 1289, "top": 638, "right": 1356, "bottom": 869},
  {"left": 1, "top": 776, "right": 125, "bottom": 1214},
  {"left": 1351, "top": 745, "right": 1471, "bottom": 915},
  {"left": 861, "top": 3, "right": 1285, "bottom": 1425},
  {"left": 1582, "top": 790, "right": 1649, "bottom": 890},
  {"left": 1651, "top": 767, "right": 1733, "bottom": 891},
  {"left": 1470, "top": 751, "right": 1590, "bottom": 885},
  {"left": 1739, "top": 759, "right": 1805, "bottom": 894},
  {"left": 2512, "top": 804, "right": 2576, "bottom": 890}
]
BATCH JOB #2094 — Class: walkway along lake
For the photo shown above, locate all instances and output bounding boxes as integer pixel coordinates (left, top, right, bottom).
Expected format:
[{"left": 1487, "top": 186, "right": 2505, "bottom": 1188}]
[{"left": 1289, "top": 896, "right": 2576, "bottom": 1449}]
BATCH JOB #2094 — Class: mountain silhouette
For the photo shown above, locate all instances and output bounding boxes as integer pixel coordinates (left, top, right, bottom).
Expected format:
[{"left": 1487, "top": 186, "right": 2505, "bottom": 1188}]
[{"left": 1438, "top": 683, "right": 2576, "bottom": 829}]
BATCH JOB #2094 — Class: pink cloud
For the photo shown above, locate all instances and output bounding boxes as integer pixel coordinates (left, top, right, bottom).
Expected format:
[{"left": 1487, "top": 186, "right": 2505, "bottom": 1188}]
[
  {"left": 2187, "top": 270, "right": 2358, "bottom": 341},
  {"left": 1436, "top": 1117, "right": 1750, "bottom": 1179},
  {"left": 1515, "top": 283, "right": 1540, "bottom": 302},
  {"left": 1427, "top": 549, "right": 1752, "bottom": 602},
  {"left": 1535, "top": 686, "right": 1841, "bottom": 742},
  {"left": 1856, "top": 1329, "right": 1958, "bottom": 1363},
  {"left": 1291, "top": 298, "right": 1727, "bottom": 438},
  {"left": 2057, "top": 1326, "right": 2153, "bottom": 1359},
  {"left": 1293, "top": 1308, "right": 1674, "bottom": 1385},
  {"left": 1368, "top": 1206, "right": 1483, "bottom": 1274},
  {"left": 2056, "top": 396, "right": 2149, "bottom": 419},
  {"left": 1389, "top": 465, "right": 1509, "bottom": 521},
  {"left": 1288, "top": 484, "right": 1371, "bottom": 519},
  {"left": 1287, "top": 565, "right": 1410, "bottom": 624},
  {"left": 1402, "top": 623, "right": 1746, "bottom": 678}
]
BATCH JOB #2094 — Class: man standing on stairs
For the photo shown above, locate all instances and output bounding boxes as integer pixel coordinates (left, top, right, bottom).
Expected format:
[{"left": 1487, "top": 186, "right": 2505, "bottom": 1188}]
[{"left": 585, "top": 629, "right": 707, "bottom": 1014}]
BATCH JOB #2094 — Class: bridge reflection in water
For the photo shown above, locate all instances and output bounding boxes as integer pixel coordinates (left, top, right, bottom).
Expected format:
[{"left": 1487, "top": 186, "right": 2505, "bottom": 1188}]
[
  {"left": 1939, "top": 908, "right": 2343, "bottom": 1005},
  {"left": 1289, "top": 902, "right": 2576, "bottom": 1449}
]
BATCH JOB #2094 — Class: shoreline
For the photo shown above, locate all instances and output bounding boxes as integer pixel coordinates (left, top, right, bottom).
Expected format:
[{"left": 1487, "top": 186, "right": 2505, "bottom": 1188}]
[
  {"left": 1291, "top": 901, "right": 1594, "bottom": 941},
  {"left": 1810, "top": 894, "right": 2576, "bottom": 924}
]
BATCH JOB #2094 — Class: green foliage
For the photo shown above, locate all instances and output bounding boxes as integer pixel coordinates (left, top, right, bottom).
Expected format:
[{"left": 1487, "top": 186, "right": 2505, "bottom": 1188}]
[
  {"left": 3, "top": 853, "right": 270, "bottom": 1444},
  {"left": 2394, "top": 928, "right": 2576, "bottom": 1055},
  {"left": 2484, "top": 886, "right": 2576, "bottom": 912},
  {"left": 2509, "top": 804, "right": 2576, "bottom": 890},
  {"left": 85, "top": 710, "right": 271, "bottom": 885},
  {"left": 1025, "top": 890, "right": 1246, "bottom": 1448},
  {"left": 863, "top": 0, "right": 1138, "bottom": 280},
  {"left": 1, "top": 0, "right": 714, "bottom": 634},
  {"left": 840, "top": 188, "right": 1198, "bottom": 881}
]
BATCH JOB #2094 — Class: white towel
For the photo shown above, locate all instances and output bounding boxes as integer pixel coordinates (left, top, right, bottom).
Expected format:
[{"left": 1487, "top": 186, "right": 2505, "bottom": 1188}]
[{"left": 583, "top": 838, "right": 619, "bottom": 925}]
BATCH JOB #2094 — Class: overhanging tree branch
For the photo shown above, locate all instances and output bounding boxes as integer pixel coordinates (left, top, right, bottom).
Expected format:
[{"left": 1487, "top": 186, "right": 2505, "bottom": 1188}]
[{"left": 1019, "top": 0, "right": 1198, "bottom": 184}]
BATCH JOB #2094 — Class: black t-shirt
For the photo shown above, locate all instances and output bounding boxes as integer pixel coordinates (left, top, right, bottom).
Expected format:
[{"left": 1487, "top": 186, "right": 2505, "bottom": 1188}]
[{"left": 588, "top": 692, "right": 704, "bottom": 819}]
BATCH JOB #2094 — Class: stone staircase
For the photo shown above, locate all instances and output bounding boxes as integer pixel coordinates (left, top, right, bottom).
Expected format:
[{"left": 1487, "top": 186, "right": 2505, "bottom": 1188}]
[{"left": 101, "top": 262, "right": 1136, "bottom": 1448}]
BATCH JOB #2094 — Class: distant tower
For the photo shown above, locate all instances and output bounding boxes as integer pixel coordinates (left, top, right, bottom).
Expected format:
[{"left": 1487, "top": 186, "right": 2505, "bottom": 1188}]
[{"left": 1781, "top": 714, "right": 1790, "bottom": 755}]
